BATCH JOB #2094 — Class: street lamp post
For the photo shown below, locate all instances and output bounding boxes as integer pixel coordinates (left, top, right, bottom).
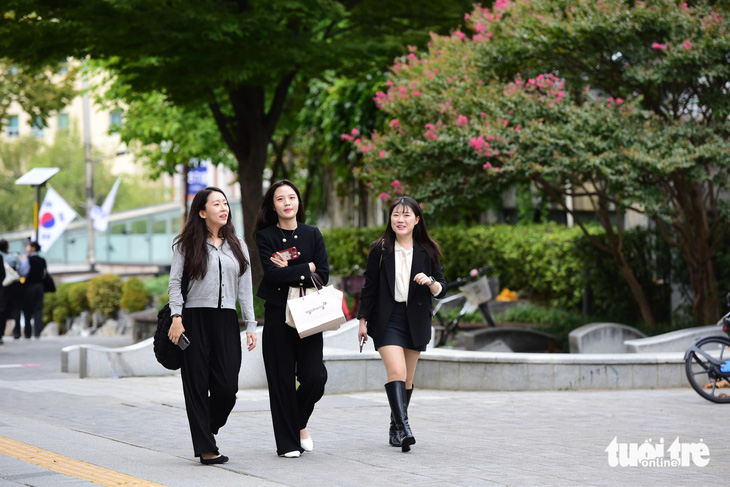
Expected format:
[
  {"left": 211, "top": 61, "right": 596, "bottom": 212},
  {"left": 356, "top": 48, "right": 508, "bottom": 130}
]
[{"left": 83, "top": 76, "right": 95, "bottom": 272}]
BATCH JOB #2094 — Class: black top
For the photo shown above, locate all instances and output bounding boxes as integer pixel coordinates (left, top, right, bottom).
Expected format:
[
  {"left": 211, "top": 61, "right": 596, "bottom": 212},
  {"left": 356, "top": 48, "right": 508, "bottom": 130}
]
[
  {"left": 255, "top": 223, "right": 329, "bottom": 308},
  {"left": 25, "top": 254, "right": 47, "bottom": 284},
  {"left": 357, "top": 241, "right": 447, "bottom": 349}
]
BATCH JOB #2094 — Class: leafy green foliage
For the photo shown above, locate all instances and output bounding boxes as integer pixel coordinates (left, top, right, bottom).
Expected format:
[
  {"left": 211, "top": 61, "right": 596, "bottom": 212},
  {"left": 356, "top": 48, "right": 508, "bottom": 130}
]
[
  {"left": 322, "top": 223, "right": 669, "bottom": 325},
  {"left": 120, "top": 277, "right": 151, "bottom": 312},
  {"left": 0, "top": 59, "right": 76, "bottom": 131},
  {"left": 87, "top": 274, "right": 123, "bottom": 317},
  {"left": 67, "top": 282, "right": 90, "bottom": 318},
  {"left": 351, "top": 0, "right": 730, "bottom": 326}
]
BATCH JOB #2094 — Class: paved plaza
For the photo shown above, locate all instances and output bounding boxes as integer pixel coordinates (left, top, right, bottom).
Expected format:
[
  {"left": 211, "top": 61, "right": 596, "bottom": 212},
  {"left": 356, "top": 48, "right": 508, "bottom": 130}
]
[{"left": 0, "top": 336, "right": 726, "bottom": 486}]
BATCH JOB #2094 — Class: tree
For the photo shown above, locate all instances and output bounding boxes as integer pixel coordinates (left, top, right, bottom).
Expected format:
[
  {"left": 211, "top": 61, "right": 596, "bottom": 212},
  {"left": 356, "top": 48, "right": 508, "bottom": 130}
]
[
  {"left": 0, "top": 59, "right": 76, "bottom": 131},
  {"left": 354, "top": 0, "right": 730, "bottom": 327},
  {"left": 107, "top": 90, "right": 236, "bottom": 225},
  {"left": 0, "top": 0, "right": 475, "bottom": 283}
]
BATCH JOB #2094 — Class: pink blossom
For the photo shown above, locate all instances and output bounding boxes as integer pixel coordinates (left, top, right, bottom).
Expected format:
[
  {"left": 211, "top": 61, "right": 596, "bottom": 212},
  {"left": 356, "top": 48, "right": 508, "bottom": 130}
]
[
  {"left": 480, "top": 112, "right": 486, "bottom": 118},
  {"left": 378, "top": 192, "right": 390, "bottom": 201},
  {"left": 379, "top": 150, "right": 386, "bottom": 159},
  {"left": 615, "top": 98, "right": 623, "bottom": 105},
  {"left": 652, "top": 42, "right": 668, "bottom": 50},
  {"left": 483, "top": 162, "right": 493, "bottom": 170},
  {"left": 351, "top": 128, "right": 359, "bottom": 136},
  {"left": 503, "top": 119, "right": 509, "bottom": 127},
  {"left": 515, "top": 124, "right": 521, "bottom": 132},
  {"left": 412, "top": 90, "right": 422, "bottom": 97},
  {"left": 682, "top": 39, "right": 694, "bottom": 50},
  {"left": 453, "top": 30, "right": 466, "bottom": 41},
  {"left": 390, "top": 119, "right": 400, "bottom": 129},
  {"left": 408, "top": 45, "right": 417, "bottom": 52},
  {"left": 391, "top": 179, "right": 402, "bottom": 188},
  {"left": 408, "top": 53, "right": 416, "bottom": 59},
  {"left": 457, "top": 115, "right": 468, "bottom": 127}
]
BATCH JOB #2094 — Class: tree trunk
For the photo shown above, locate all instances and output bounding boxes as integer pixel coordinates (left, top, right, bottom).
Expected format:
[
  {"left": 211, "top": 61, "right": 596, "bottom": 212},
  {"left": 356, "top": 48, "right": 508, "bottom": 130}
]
[
  {"left": 208, "top": 72, "right": 297, "bottom": 286},
  {"left": 656, "top": 177, "right": 721, "bottom": 327}
]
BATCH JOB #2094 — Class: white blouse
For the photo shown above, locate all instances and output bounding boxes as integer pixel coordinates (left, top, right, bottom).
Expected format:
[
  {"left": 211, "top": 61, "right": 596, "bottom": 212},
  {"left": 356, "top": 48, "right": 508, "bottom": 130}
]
[{"left": 393, "top": 241, "right": 413, "bottom": 303}]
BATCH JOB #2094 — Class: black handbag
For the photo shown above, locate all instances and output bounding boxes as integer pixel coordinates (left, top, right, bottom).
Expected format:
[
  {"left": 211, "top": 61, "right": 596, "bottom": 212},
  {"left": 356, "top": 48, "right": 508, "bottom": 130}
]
[
  {"left": 42, "top": 269, "right": 56, "bottom": 293},
  {"left": 153, "top": 274, "right": 189, "bottom": 370}
]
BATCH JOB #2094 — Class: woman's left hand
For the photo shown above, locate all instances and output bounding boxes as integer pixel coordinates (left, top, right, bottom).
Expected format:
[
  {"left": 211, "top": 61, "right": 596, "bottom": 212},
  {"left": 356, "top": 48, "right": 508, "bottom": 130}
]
[
  {"left": 246, "top": 333, "right": 257, "bottom": 351},
  {"left": 270, "top": 252, "right": 288, "bottom": 268}
]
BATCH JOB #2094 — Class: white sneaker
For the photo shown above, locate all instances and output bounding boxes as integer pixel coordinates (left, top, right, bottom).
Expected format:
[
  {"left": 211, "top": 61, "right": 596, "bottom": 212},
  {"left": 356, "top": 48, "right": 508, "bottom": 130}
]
[
  {"left": 282, "top": 451, "right": 301, "bottom": 458},
  {"left": 300, "top": 436, "right": 314, "bottom": 452}
]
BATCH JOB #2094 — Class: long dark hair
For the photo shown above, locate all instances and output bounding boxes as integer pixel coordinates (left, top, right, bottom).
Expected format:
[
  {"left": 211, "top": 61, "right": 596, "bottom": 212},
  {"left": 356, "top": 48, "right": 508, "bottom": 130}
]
[
  {"left": 372, "top": 196, "right": 442, "bottom": 263},
  {"left": 172, "top": 187, "right": 248, "bottom": 280},
  {"left": 254, "top": 179, "right": 306, "bottom": 239}
]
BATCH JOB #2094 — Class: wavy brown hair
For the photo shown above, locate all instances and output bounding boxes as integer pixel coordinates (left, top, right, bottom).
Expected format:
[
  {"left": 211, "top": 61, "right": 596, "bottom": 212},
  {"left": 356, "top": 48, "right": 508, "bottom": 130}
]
[{"left": 172, "top": 187, "right": 248, "bottom": 280}]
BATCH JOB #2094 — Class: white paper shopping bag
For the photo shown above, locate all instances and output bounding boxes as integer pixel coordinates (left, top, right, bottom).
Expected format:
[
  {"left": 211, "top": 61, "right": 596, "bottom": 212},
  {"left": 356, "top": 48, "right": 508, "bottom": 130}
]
[{"left": 286, "top": 285, "right": 346, "bottom": 338}]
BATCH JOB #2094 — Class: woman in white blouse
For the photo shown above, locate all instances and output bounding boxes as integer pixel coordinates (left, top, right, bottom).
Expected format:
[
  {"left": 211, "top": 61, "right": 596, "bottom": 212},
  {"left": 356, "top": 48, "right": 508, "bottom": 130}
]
[{"left": 357, "top": 196, "right": 447, "bottom": 452}]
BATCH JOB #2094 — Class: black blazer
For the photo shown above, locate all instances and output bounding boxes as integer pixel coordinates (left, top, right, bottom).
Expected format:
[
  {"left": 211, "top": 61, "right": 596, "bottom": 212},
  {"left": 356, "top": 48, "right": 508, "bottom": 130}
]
[
  {"left": 255, "top": 223, "right": 329, "bottom": 308},
  {"left": 357, "top": 240, "right": 447, "bottom": 348}
]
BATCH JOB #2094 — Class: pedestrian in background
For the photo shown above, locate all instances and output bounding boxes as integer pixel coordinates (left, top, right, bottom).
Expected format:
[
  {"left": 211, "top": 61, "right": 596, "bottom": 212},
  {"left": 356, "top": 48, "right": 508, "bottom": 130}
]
[
  {"left": 0, "top": 239, "right": 23, "bottom": 342},
  {"left": 254, "top": 179, "right": 329, "bottom": 458},
  {"left": 357, "top": 196, "right": 447, "bottom": 452},
  {"left": 167, "top": 186, "right": 258, "bottom": 465},
  {"left": 18, "top": 241, "right": 47, "bottom": 339}
]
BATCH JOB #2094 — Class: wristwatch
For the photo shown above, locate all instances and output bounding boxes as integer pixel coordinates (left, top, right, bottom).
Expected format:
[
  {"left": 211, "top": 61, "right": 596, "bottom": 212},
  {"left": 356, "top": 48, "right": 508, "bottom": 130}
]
[{"left": 429, "top": 276, "right": 435, "bottom": 285}]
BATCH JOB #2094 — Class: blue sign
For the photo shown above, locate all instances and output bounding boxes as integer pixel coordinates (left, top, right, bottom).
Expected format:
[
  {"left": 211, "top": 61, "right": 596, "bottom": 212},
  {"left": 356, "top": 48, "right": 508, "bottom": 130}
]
[{"left": 188, "top": 164, "right": 208, "bottom": 195}]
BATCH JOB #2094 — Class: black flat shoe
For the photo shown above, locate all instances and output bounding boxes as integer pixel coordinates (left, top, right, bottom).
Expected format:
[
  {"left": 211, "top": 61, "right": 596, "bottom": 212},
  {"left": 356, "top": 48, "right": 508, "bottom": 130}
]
[{"left": 200, "top": 454, "right": 229, "bottom": 465}]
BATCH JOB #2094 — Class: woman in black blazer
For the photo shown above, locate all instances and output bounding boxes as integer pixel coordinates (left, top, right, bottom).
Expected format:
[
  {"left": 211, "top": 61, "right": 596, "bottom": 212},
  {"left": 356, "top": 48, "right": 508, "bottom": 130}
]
[
  {"left": 357, "top": 196, "right": 447, "bottom": 452},
  {"left": 255, "top": 180, "right": 329, "bottom": 458}
]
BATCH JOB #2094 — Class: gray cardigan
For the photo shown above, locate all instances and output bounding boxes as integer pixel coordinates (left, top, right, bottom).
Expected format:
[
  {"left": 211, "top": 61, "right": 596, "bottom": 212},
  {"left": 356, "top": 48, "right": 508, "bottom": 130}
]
[{"left": 168, "top": 237, "right": 257, "bottom": 334}]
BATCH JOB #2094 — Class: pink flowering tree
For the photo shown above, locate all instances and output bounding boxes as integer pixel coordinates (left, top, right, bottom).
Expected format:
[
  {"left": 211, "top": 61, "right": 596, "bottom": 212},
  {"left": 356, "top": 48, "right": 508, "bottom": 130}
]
[{"left": 355, "top": 0, "right": 730, "bottom": 327}]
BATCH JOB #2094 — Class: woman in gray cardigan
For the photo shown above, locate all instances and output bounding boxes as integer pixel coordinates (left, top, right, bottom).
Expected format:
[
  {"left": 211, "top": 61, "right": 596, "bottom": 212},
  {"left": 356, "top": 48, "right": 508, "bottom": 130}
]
[{"left": 168, "top": 187, "right": 257, "bottom": 465}]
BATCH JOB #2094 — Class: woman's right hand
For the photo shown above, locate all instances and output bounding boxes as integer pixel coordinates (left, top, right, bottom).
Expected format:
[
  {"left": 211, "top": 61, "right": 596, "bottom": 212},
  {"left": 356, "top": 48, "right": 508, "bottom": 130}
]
[
  {"left": 168, "top": 316, "right": 185, "bottom": 345},
  {"left": 358, "top": 319, "right": 368, "bottom": 345}
]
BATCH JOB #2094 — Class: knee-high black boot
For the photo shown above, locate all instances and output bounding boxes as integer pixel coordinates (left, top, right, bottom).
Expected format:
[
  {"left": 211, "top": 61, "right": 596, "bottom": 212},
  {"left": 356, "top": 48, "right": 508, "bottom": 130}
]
[
  {"left": 384, "top": 381, "right": 415, "bottom": 452},
  {"left": 389, "top": 386, "right": 413, "bottom": 446}
]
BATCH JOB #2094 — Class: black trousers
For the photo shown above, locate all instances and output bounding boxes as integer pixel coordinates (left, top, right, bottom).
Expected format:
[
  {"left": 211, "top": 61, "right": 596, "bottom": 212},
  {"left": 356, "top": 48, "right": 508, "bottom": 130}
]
[
  {"left": 180, "top": 307, "right": 242, "bottom": 457},
  {"left": 21, "top": 282, "right": 44, "bottom": 338},
  {"left": 1, "top": 281, "right": 22, "bottom": 337},
  {"left": 262, "top": 303, "right": 327, "bottom": 455}
]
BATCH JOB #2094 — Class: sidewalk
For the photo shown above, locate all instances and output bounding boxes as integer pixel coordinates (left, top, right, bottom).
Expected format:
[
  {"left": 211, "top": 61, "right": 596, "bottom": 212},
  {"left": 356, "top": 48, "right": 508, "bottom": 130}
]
[{"left": 0, "top": 338, "right": 727, "bottom": 486}]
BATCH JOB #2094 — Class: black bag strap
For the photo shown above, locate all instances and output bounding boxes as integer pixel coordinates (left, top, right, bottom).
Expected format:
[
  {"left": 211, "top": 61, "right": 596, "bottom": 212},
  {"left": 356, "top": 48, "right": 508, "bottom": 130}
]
[{"left": 181, "top": 272, "right": 190, "bottom": 303}]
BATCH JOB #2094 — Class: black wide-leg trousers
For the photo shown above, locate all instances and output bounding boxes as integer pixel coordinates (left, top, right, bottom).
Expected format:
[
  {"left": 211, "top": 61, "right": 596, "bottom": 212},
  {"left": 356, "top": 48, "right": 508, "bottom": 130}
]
[
  {"left": 180, "top": 307, "right": 242, "bottom": 457},
  {"left": 262, "top": 303, "right": 327, "bottom": 455}
]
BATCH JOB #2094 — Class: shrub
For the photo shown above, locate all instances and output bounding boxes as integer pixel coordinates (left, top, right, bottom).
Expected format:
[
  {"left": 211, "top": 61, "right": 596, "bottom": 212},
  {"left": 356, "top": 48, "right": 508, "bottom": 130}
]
[
  {"left": 120, "top": 277, "right": 151, "bottom": 312},
  {"left": 67, "top": 281, "right": 90, "bottom": 317},
  {"left": 87, "top": 274, "right": 123, "bottom": 317},
  {"left": 322, "top": 223, "right": 669, "bottom": 327}
]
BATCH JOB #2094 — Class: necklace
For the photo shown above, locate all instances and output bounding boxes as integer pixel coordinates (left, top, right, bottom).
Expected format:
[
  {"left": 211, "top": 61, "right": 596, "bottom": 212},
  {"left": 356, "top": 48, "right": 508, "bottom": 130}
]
[{"left": 277, "top": 224, "right": 298, "bottom": 243}]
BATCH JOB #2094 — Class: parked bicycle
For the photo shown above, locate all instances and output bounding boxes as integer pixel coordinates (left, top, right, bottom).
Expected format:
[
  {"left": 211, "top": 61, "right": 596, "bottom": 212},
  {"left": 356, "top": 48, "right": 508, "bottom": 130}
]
[
  {"left": 432, "top": 266, "right": 497, "bottom": 347},
  {"left": 684, "top": 293, "right": 730, "bottom": 403}
]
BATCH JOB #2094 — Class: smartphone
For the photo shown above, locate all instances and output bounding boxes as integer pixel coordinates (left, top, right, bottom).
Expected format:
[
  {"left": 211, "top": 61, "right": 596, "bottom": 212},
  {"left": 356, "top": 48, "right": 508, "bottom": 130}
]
[
  {"left": 359, "top": 336, "right": 365, "bottom": 353},
  {"left": 276, "top": 247, "right": 300, "bottom": 261},
  {"left": 178, "top": 333, "right": 190, "bottom": 351}
]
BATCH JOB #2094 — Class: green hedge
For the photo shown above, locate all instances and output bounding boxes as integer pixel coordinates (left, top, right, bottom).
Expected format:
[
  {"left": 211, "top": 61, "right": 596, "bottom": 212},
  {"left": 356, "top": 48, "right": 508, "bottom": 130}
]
[{"left": 322, "top": 223, "right": 670, "bottom": 326}]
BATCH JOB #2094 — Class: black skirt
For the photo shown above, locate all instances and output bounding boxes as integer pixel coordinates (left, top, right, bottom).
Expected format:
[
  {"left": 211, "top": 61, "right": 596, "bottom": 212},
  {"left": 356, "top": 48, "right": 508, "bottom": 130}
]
[{"left": 374, "top": 302, "right": 426, "bottom": 352}]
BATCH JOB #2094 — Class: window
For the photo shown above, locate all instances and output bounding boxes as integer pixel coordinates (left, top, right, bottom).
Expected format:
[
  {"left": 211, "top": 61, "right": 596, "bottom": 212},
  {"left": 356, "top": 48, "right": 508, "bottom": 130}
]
[
  {"left": 7, "top": 116, "right": 19, "bottom": 137},
  {"left": 31, "top": 116, "right": 44, "bottom": 138},
  {"left": 58, "top": 113, "right": 69, "bottom": 131},
  {"left": 109, "top": 109, "right": 123, "bottom": 133}
]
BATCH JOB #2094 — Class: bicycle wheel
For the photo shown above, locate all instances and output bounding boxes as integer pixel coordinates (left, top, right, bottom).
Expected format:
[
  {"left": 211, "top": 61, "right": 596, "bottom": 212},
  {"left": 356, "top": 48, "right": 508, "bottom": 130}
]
[{"left": 685, "top": 335, "right": 730, "bottom": 403}]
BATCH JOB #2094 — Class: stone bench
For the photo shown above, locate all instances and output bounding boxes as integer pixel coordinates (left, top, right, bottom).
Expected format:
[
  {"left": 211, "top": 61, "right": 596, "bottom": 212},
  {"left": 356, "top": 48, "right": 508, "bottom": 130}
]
[
  {"left": 569, "top": 322, "right": 646, "bottom": 353},
  {"left": 624, "top": 324, "right": 723, "bottom": 353}
]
